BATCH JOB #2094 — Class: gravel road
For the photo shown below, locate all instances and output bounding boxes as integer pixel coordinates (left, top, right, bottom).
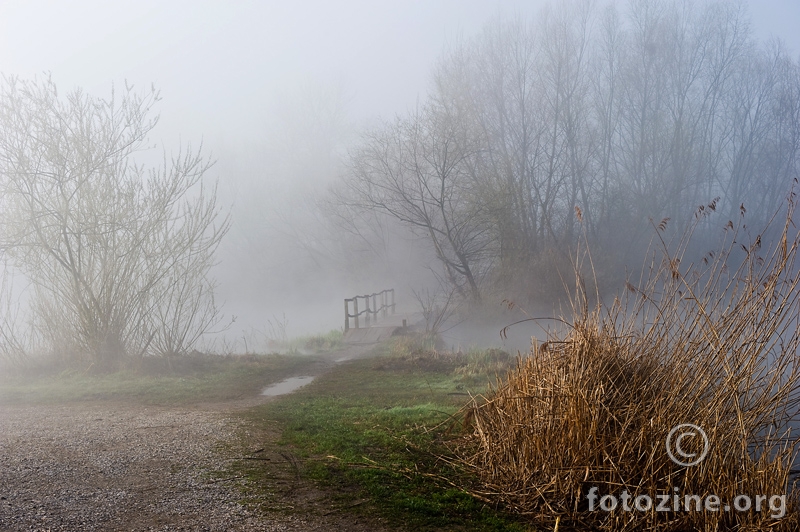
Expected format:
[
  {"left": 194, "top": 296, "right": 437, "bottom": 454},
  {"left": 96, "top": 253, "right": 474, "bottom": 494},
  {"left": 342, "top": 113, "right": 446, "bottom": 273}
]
[
  {"left": 0, "top": 332, "right": 412, "bottom": 531},
  {"left": 0, "top": 400, "right": 390, "bottom": 531}
]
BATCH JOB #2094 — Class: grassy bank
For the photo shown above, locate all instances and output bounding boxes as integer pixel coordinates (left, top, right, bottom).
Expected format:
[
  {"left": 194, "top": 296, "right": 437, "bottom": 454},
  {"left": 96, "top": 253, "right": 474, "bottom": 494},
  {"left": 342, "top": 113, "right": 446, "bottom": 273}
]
[
  {"left": 239, "top": 337, "right": 527, "bottom": 531},
  {"left": 0, "top": 353, "right": 315, "bottom": 405}
]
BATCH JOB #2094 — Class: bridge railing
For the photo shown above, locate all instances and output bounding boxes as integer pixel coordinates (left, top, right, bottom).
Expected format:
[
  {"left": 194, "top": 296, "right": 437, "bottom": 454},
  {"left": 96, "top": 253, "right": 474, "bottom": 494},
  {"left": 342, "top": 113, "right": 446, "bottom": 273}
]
[{"left": 344, "top": 289, "right": 395, "bottom": 331}]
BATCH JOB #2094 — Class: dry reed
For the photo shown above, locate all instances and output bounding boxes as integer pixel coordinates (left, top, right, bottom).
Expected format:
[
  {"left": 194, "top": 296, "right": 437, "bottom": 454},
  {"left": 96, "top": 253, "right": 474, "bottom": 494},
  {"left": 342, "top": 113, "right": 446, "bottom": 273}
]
[{"left": 454, "top": 196, "right": 800, "bottom": 530}]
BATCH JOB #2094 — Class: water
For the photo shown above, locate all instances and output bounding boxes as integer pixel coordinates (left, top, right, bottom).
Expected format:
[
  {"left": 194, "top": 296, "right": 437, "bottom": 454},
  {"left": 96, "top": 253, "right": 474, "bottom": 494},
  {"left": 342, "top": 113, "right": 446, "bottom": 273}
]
[{"left": 260, "top": 376, "right": 315, "bottom": 396}]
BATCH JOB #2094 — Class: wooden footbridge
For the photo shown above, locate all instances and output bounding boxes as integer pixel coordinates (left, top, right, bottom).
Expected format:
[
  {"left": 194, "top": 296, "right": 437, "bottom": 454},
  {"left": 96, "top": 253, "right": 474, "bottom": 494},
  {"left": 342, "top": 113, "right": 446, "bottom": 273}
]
[{"left": 342, "top": 288, "right": 411, "bottom": 345}]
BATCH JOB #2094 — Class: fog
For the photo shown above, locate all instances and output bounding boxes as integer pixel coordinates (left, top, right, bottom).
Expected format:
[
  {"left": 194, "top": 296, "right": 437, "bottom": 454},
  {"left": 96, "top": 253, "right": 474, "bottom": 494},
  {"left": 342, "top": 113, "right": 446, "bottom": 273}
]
[
  {"left": 4, "top": 6, "right": 800, "bottom": 529},
  {"left": 0, "top": 0, "right": 799, "bottom": 358}
]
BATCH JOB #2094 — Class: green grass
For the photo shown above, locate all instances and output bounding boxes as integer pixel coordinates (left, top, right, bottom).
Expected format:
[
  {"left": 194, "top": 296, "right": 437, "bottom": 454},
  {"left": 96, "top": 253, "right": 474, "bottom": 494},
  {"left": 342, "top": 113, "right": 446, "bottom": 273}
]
[
  {"left": 278, "top": 328, "right": 345, "bottom": 354},
  {"left": 0, "top": 353, "right": 316, "bottom": 405},
  {"left": 241, "top": 337, "right": 527, "bottom": 531},
  {"left": 0, "top": 335, "right": 526, "bottom": 529},
  {"left": 298, "top": 329, "right": 345, "bottom": 352}
]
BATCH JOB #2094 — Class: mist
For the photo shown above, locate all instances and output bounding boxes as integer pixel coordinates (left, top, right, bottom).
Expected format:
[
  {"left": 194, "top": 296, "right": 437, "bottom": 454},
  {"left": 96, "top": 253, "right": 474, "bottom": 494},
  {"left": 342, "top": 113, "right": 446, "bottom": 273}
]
[
  {"left": 3, "top": 2, "right": 800, "bottom": 530},
  {"left": 0, "top": 0, "right": 798, "bottom": 356}
]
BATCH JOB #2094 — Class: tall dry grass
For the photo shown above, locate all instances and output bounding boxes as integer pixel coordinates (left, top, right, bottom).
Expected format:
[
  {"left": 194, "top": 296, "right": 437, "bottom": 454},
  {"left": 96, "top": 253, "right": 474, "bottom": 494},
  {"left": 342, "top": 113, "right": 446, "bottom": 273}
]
[{"left": 454, "top": 197, "right": 800, "bottom": 530}]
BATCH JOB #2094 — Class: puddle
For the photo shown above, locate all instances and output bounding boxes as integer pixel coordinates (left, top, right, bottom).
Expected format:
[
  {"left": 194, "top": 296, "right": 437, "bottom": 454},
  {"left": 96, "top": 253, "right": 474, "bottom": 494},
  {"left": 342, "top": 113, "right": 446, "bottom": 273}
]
[
  {"left": 334, "top": 356, "right": 353, "bottom": 363},
  {"left": 261, "top": 376, "right": 316, "bottom": 396}
]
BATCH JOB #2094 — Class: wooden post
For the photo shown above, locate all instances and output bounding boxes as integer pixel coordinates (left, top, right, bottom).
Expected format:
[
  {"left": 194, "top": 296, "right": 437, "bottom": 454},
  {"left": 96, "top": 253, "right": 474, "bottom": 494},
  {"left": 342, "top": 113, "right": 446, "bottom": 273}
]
[{"left": 347, "top": 290, "right": 394, "bottom": 330}]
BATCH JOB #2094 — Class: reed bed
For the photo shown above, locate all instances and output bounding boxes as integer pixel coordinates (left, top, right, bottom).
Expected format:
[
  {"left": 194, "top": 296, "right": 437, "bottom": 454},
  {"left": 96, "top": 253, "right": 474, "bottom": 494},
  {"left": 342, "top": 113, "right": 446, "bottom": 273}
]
[{"left": 454, "top": 198, "right": 800, "bottom": 530}]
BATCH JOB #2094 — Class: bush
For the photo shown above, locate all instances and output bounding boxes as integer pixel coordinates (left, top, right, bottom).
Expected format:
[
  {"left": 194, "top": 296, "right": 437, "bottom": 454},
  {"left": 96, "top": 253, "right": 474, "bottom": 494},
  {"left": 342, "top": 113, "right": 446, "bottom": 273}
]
[
  {"left": 452, "top": 349, "right": 514, "bottom": 380},
  {"left": 0, "top": 77, "right": 227, "bottom": 364},
  {"left": 301, "top": 329, "right": 344, "bottom": 352},
  {"left": 454, "top": 199, "right": 800, "bottom": 530}
]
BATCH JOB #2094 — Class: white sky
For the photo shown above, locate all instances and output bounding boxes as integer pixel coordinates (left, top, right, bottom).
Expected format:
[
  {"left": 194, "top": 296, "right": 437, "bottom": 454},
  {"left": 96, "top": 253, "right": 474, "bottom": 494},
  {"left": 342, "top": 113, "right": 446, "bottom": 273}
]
[
  {"left": 2, "top": 0, "right": 795, "bottom": 150},
  {"left": 0, "top": 0, "right": 798, "bottom": 338},
  {"left": 0, "top": 0, "right": 543, "bottom": 147}
]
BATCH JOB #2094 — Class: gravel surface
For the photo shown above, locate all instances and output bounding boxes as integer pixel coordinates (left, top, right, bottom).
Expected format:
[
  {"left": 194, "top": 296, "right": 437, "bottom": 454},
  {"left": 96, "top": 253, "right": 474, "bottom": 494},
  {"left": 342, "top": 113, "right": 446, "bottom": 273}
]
[{"left": 0, "top": 401, "right": 387, "bottom": 531}]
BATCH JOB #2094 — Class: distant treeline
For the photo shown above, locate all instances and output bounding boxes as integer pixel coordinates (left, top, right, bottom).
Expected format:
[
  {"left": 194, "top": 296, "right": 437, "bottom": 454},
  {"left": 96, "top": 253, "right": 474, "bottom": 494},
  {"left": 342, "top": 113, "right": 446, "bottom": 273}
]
[{"left": 332, "top": 0, "right": 800, "bottom": 302}]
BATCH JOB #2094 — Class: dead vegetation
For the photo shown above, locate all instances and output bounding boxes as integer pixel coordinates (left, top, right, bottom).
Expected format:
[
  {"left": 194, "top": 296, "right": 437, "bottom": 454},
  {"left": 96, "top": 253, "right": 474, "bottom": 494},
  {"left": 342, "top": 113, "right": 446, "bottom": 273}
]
[{"left": 453, "top": 196, "right": 800, "bottom": 530}]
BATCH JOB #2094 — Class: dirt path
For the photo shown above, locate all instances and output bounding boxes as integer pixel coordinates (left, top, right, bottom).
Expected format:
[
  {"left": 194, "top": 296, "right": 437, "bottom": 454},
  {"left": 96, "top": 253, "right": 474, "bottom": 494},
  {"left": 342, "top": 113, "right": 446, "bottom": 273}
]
[{"left": 0, "top": 333, "right": 407, "bottom": 532}]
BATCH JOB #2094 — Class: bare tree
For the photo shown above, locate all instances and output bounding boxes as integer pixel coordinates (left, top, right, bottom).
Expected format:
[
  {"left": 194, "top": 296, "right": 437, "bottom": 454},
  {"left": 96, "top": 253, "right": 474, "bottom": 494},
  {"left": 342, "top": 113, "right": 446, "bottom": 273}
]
[
  {"left": 332, "top": 0, "right": 800, "bottom": 305},
  {"left": 338, "top": 103, "right": 494, "bottom": 301},
  {"left": 412, "top": 285, "right": 460, "bottom": 336},
  {"left": 0, "top": 76, "right": 228, "bottom": 364},
  {"left": 721, "top": 40, "right": 800, "bottom": 224}
]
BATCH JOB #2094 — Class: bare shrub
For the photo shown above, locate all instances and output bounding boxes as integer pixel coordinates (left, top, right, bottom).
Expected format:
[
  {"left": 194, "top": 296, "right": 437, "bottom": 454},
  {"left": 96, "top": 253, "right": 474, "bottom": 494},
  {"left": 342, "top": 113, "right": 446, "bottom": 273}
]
[
  {"left": 266, "top": 314, "right": 290, "bottom": 350},
  {"left": 454, "top": 198, "right": 800, "bottom": 530},
  {"left": 0, "top": 76, "right": 228, "bottom": 364},
  {"left": 412, "top": 286, "right": 461, "bottom": 336},
  {"left": 452, "top": 348, "right": 514, "bottom": 380}
]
